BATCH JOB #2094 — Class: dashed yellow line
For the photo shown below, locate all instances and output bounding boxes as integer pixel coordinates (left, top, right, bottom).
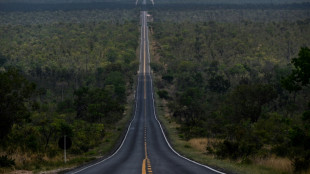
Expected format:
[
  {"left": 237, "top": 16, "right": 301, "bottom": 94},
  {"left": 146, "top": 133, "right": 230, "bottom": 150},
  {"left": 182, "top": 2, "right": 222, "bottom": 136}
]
[{"left": 143, "top": 17, "right": 146, "bottom": 99}]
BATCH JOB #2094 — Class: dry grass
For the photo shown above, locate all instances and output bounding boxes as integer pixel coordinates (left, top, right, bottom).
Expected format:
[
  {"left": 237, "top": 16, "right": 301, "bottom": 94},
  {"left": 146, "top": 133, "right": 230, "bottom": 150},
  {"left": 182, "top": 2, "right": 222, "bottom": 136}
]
[
  {"left": 8, "top": 170, "right": 33, "bottom": 174},
  {"left": 188, "top": 138, "right": 221, "bottom": 153},
  {"left": 253, "top": 156, "right": 293, "bottom": 173},
  {"left": 188, "top": 138, "right": 294, "bottom": 174},
  {"left": 301, "top": 169, "right": 310, "bottom": 174},
  {"left": 3, "top": 149, "right": 63, "bottom": 168}
]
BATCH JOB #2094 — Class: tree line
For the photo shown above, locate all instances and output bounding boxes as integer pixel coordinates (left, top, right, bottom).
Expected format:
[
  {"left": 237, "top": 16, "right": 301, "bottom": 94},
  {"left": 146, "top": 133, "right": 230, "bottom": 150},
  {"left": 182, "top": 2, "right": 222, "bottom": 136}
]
[
  {"left": 0, "top": 17, "right": 139, "bottom": 170},
  {"left": 151, "top": 18, "right": 310, "bottom": 172}
]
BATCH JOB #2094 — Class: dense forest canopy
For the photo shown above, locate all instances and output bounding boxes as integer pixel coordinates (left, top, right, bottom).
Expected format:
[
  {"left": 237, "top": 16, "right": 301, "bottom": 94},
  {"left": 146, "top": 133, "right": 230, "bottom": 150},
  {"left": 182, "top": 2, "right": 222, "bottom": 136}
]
[
  {"left": 0, "top": 0, "right": 135, "bottom": 3},
  {"left": 0, "top": 9, "right": 138, "bottom": 26},
  {"left": 0, "top": 8, "right": 139, "bottom": 170},
  {"left": 154, "top": 0, "right": 310, "bottom": 4},
  {"left": 149, "top": 4, "right": 310, "bottom": 172},
  {"left": 0, "top": 0, "right": 309, "bottom": 4},
  {"left": 1, "top": 0, "right": 309, "bottom": 12}
]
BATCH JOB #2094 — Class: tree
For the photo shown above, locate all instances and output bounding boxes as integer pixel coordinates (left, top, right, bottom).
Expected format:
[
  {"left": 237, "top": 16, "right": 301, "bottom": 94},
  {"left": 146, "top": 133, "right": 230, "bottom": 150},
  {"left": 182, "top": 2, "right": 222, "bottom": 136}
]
[
  {"left": 0, "top": 68, "right": 36, "bottom": 139},
  {"left": 282, "top": 47, "right": 310, "bottom": 92},
  {"left": 207, "top": 75, "right": 230, "bottom": 93},
  {"left": 172, "top": 87, "right": 207, "bottom": 138},
  {"left": 225, "top": 84, "right": 277, "bottom": 123},
  {"left": 74, "top": 87, "right": 89, "bottom": 120},
  {"left": 106, "top": 48, "right": 118, "bottom": 63},
  {"left": 282, "top": 47, "right": 310, "bottom": 172}
]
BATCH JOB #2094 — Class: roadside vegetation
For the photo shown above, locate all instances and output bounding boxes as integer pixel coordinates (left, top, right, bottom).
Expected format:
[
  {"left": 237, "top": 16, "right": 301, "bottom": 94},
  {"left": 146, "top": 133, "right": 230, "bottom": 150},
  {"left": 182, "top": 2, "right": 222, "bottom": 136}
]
[
  {"left": 150, "top": 5, "right": 310, "bottom": 173},
  {"left": 1, "top": 1, "right": 310, "bottom": 173},
  {"left": 0, "top": 9, "right": 139, "bottom": 172}
]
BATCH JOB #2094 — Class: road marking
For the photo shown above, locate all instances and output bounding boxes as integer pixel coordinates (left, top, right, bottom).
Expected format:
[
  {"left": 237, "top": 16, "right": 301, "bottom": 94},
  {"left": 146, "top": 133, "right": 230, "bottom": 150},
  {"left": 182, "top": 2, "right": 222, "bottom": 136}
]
[
  {"left": 143, "top": 12, "right": 146, "bottom": 75},
  {"left": 142, "top": 158, "right": 146, "bottom": 174},
  {"left": 142, "top": 11, "right": 153, "bottom": 174},
  {"left": 70, "top": 8, "right": 223, "bottom": 174},
  {"left": 149, "top": 74, "right": 225, "bottom": 174},
  {"left": 69, "top": 67, "right": 141, "bottom": 174},
  {"left": 143, "top": 10, "right": 224, "bottom": 173},
  {"left": 143, "top": 11, "right": 147, "bottom": 99}
]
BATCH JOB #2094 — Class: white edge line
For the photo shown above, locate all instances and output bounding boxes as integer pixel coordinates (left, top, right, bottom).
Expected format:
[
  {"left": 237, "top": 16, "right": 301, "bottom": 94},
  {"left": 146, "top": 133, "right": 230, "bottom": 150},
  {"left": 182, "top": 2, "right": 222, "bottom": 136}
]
[
  {"left": 149, "top": 75, "right": 225, "bottom": 174},
  {"left": 69, "top": 19, "right": 145, "bottom": 174},
  {"left": 70, "top": 78, "right": 140, "bottom": 174},
  {"left": 71, "top": 11, "right": 225, "bottom": 174},
  {"left": 146, "top": 19, "right": 225, "bottom": 174}
]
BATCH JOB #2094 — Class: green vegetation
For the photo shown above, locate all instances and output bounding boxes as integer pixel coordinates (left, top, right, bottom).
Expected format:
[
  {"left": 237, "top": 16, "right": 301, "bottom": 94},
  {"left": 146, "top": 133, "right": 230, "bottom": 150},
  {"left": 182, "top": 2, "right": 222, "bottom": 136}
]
[
  {"left": 150, "top": 8, "right": 310, "bottom": 173},
  {"left": 0, "top": 10, "right": 138, "bottom": 26},
  {"left": 153, "top": 0, "right": 309, "bottom": 4},
  {"left": 1, "top": 1, "right": 310, "bottom": 173},
  {"left": 0, "top": 9, "right": 139, "bottom": 172},
  {"left": 152, "top": 9, "right": 310, "bottom": 23}
]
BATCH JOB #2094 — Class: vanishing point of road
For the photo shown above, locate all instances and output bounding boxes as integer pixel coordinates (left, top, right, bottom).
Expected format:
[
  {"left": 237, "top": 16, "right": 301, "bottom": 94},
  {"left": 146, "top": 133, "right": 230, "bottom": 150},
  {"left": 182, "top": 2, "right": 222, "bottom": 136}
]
[{"left": 68, "top": 1, "right": 225, "bottom": 174}]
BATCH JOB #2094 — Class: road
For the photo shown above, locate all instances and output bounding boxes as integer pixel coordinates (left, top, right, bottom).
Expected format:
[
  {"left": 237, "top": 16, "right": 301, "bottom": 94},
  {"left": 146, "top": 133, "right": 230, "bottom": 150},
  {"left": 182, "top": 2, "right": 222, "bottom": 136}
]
[{"left": 68, "top": 2, "right": 225, "bottom": 174}]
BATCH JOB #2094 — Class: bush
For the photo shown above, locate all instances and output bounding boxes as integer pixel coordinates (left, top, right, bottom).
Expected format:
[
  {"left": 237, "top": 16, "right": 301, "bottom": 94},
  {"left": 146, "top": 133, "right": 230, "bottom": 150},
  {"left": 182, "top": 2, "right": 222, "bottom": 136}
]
[
  {"left": 215, "top": 139, "right": 262, "bottom": 160},
  {"left": 57, "top": 99, "right": 74, "bottom": 113},
  {"left": 0, "top": 155, "right": 15, "bottom": 167},
  {"left": 272, "top": 145, "right": 288, "bottom": 157},
  {"left": 162, "top": 74, "right": 174, "bottom": 83},
  {"left": 293, "top": 154, "right": 310, "bottom": 173},
  {"left": 157, "top": 90, "right": 169, "bottom": 99},
  {"left": 150, "top": 62, "right": 164, "bottom": 73},
  {"left": 215, "top": 140, "right": 239, "bottom": 159}
]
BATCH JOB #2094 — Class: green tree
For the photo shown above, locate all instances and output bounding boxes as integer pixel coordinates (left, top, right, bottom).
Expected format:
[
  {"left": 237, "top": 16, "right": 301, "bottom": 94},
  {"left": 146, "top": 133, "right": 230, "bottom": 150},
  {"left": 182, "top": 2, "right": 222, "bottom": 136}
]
[
  {"left": 282, "top": 47, "right": 310, "bottom": 172},
  {"left": 207, "top": 75, "right": 230, "bottom": 93},
  {"left": 225, "top": 84, "right": 277, "bottom": 123},
  {"left": 74, "top": 87, "right": 89, "bottom": 120},
  {"left": 282, "top": 47, "right": 310, "bottom": 92},
  {"left": 0, "top": 68, "right": 35, "bottom": 139}
]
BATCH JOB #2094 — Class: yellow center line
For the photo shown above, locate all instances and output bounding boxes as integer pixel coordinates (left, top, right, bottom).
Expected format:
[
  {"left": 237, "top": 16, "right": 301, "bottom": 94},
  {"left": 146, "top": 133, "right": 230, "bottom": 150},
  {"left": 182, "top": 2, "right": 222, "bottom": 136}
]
[
  {"left": 142, "top": 12, "right": 153, "bottom": 174},
  {"left": 142, "top": 159, "right": 146, "bottom": 174},
  {"left": 143, "top": 14, "right": 146, "bottom": 75},
  {"left": 143, "top": 16, "right": 147, "bottom": 99}
]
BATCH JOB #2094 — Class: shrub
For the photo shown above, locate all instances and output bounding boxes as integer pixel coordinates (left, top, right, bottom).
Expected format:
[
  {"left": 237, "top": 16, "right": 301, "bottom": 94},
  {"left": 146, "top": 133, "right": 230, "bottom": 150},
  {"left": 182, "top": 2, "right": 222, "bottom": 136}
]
[
  {"left": 215, "top": 140, "right": 239, "bottom": 159},
  {"left": 157, "top": 90, "right": 169, "bottom": 99},
  {"left": 215, "top": 139, "right": 262, "bottom": 160},
  {"left": 162, "top": 74, "right": 174, "bottom": 83},
  {"left": 293, "top": 154, "right": 310, "bottom": 173},
  {"left": 0, "top": 155, "right": 15, "bottom": 167}
]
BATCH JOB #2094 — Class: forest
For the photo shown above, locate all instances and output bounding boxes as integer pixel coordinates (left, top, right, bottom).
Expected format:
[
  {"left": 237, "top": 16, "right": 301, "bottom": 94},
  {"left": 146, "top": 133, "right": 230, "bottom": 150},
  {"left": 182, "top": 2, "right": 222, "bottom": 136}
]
[
  {"left": 0, "top": 0, "right": 309, "bottom": 4},
  {"left": 0, "top": 2, "right": 136, "bottom": 12},
  {"left": 153, "top": 0, "right": 310, "bottom": 5},
  {"left": 0, "top": 9, "right": 139, "bottom": 171},
  {"left": 1, "top": 0, "right": 310, "bottom": 173},
  {"left": 149, "top": 6, "right": 310, "bottom": 173}
]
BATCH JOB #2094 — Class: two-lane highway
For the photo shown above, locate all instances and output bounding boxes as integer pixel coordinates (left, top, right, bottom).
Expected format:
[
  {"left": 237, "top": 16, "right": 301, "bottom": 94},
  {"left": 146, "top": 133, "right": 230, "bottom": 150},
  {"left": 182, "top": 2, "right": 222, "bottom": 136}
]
[{"left": 68, "top": 4, "right": 225, "bottom": 174}]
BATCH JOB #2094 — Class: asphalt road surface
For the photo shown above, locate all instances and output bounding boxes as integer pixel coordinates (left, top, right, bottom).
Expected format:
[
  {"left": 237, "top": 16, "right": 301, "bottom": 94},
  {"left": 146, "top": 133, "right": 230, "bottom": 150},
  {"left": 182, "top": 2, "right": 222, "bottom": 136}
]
[{"left": 68, "top": 3, "right": 225, "bottom": 174}]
